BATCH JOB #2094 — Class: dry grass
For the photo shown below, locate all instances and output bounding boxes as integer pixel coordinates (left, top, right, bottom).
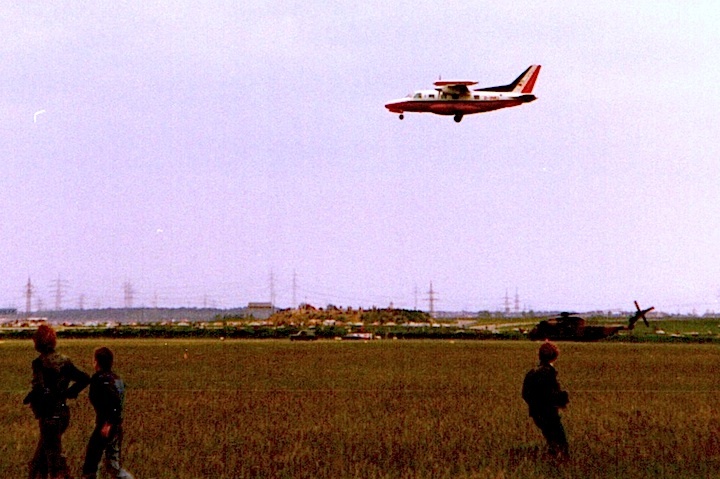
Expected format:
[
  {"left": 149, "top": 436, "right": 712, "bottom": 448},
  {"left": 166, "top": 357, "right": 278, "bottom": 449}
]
[{"left": 1, "top": 339, "right": 719, "bottom": 478}]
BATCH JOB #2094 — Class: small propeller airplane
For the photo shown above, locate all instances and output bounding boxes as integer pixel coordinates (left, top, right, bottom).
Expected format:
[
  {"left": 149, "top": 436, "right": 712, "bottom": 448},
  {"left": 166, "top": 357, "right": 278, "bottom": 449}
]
[{"left": 385, "top": 65, "right": 541, "bottom": 123}]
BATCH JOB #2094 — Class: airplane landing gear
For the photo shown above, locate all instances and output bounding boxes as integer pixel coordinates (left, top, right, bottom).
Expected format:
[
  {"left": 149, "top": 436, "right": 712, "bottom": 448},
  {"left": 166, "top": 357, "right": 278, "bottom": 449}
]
[
  {"left": 399, "top": 114, "right": 404, "bottom": 120},
  {"left": 454, "top": 114, "right": 463, "bottom": 123}
]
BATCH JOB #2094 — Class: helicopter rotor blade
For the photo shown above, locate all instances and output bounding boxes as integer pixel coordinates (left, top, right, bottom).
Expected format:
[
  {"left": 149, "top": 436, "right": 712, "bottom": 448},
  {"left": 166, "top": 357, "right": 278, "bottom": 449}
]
[
  {"left": 641, "top": 306, "right": 655, "bottom": 327},
  {"left": 629, "top": 301, "right": 653, "bottom": 329}
]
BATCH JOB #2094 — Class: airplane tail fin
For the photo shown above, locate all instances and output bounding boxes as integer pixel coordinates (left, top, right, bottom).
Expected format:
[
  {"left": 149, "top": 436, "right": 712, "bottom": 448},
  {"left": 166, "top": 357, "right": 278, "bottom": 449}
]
[{"left": 483, "top": 65, "right": 541, "bottom": 93}]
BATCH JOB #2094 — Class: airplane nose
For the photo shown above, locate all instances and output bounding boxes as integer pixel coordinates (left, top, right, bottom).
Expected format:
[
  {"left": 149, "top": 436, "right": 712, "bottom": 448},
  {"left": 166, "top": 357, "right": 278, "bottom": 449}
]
[{"left": 385, "top": 101, "right": 403, "bottom": 113}]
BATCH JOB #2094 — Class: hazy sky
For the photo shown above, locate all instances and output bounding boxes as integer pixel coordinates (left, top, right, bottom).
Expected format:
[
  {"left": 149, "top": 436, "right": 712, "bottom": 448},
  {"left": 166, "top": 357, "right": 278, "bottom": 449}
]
[{"left": 2, "top": 1, "right": 720, "bottom": 313}]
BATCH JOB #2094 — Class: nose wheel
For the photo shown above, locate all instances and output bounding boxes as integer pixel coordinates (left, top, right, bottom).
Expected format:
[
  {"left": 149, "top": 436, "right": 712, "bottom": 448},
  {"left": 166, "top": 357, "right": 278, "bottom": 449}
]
[
  {"left": 454, "top": 114, "right": 463, "bottom": 123},
  {"left": 399, "top": 114, "right": 404, "bottom": 120}
]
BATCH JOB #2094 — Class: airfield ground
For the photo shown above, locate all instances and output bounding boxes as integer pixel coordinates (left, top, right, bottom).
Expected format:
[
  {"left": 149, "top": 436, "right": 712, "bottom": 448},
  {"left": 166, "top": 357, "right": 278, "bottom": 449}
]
[{"left": 2, "top": 339, "right": 719, "bottom": 478}]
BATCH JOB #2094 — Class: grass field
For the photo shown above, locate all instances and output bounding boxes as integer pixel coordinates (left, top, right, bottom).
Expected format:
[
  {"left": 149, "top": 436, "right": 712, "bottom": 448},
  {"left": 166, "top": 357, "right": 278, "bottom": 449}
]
[{"left": 1, "top": 339, "right": 719, "bottom": 478}]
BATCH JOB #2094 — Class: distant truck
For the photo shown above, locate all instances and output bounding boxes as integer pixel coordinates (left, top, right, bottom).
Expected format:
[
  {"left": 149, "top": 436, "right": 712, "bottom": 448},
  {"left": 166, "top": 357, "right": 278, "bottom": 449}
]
[{"left": 290, "top": 330, "right": 317, "bottom": 341}]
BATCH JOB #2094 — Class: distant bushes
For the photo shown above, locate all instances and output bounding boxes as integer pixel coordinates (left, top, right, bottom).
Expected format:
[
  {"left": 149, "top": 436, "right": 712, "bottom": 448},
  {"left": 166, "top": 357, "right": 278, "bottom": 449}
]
[
  {"left": 0, "top": 324, "right": 516, "bottom": 340},
  {"left": 2, "top": 322, "right": 719, "bottom": 342}
]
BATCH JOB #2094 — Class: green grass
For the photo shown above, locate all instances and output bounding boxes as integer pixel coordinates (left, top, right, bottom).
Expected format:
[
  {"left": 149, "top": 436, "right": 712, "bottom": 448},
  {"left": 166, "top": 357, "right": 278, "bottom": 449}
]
[{"left": 2, "top": 339, "right": 719, "bottom": 478}]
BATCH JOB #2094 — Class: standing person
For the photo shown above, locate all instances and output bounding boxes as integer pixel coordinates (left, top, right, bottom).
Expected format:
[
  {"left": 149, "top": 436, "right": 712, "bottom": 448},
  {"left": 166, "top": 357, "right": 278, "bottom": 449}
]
[
  {"left": 81, "top": 347, "right": 133, "bottom": 479},
  {"left": 522, "top": 341, "right": 570, "bottom": 461},
  {"left": 24, "top": 324, "right": 91, "bottom": 479}
]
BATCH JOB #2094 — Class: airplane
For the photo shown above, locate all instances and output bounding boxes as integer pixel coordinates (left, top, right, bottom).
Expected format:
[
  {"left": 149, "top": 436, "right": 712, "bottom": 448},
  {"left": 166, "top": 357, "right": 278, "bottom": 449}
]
[
  {"left": 385, "top": 65, "right": 541, "bottom": 123},
  {"left": 527, "top": 301, "right": 655, "bottom": 341}
]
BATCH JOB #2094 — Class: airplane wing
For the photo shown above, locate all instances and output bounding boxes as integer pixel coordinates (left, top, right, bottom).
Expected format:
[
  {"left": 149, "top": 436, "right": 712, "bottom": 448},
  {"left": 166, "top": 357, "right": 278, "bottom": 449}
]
[{"left": 433, "top": 80, "right": 477, "bottom": 96}]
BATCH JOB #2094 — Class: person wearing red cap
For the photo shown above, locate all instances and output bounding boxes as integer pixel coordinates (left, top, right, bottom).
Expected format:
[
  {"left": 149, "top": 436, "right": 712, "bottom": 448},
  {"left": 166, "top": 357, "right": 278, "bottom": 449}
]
[{"left": 522, "top": 341, "right": 570, "bottom": 460}]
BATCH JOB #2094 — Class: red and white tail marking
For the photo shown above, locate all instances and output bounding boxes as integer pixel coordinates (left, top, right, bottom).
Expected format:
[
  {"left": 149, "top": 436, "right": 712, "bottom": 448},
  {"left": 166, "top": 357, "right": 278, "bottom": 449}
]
[{"left": 514, "top": 65, "right": 541, "bottom": 94}]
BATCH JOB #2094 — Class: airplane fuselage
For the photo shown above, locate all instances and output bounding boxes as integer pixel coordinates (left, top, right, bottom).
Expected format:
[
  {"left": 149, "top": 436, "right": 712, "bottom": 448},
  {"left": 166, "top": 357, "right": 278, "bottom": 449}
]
[{"left": 385, "top": 90, "right": 536, "bottom": 116}]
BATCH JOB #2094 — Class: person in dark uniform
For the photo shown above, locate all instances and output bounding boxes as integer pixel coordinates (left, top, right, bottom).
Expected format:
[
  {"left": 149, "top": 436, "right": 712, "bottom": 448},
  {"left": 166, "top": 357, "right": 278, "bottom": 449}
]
[
  {"left": 81, "top": 347, "right": 133, "bottom": 479},
  {"left": 24, "top": 324, "right": 90, "bottom": 479},
  {"left": 522, "top": 341, "right": 570, "bottom": 460}
]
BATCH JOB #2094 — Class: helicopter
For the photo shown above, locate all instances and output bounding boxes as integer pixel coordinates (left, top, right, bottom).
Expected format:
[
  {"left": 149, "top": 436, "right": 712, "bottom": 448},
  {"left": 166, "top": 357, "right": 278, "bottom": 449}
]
[{"left": 527, "top": 301, "right": 654, "bottom": 341}]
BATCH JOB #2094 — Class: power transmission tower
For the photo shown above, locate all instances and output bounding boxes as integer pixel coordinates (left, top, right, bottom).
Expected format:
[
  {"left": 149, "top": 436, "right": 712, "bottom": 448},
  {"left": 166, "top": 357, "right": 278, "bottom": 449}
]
[
  {"left": 269, "top": 270, "right": 276, "bottom": 308},
  {"left": 123, "top": 282, "right": 134, "bottom": 308},
  {"left": 514, "top": 288, "right": 520, "bottom": 314},
  {"left": 25, "top": 277, "right": 34, "bottom": 315},
  {"left": 50, "top": 275, "right": 69, "bottom": 311},
  {"left": 504, "top": 289, "right": 510, "bottom": 315},
  {"left": 427, "top": 282, "right": 438, "bottom": 317}
]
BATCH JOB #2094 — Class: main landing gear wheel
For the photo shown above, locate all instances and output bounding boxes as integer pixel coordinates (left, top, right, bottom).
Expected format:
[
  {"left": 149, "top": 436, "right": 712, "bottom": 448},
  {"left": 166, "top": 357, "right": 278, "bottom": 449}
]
[
  {"left": 399, "top": 114, "right": 404, "bottom": 120},
  {"left": 454, "top": 114, "right": 463, "bottom": 123}
]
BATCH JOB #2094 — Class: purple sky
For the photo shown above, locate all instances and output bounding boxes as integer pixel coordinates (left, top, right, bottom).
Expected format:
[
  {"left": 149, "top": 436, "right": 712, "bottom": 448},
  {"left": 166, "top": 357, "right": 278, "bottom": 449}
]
[{"left": 2, "top": 2, "right": 720, "bottom": 313}]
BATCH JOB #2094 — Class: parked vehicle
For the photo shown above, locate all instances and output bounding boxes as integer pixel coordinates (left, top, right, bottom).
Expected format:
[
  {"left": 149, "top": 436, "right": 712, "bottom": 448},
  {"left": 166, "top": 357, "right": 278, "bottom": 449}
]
[{"left": 290, "top": 330, "right": 317, "bottom": 341}]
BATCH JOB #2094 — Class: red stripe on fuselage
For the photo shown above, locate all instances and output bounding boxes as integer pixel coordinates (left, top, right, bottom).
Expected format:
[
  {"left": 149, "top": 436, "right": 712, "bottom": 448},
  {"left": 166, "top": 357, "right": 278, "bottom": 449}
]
[{"left": 385, "top": 99, "right": 524, "bottom": 115}]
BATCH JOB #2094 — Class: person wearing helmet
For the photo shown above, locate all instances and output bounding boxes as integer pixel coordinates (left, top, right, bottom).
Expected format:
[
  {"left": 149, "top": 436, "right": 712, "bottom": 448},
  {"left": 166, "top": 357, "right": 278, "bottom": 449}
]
[{"left": 522, "top": 341, "right": 570, "bottom": 460}]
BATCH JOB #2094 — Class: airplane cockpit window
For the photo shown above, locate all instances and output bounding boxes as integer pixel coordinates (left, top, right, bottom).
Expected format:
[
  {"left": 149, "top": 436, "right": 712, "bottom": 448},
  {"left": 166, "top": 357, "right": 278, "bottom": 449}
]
[{"left": 413, "top": 93, "right": 422, "bottom": 99}]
